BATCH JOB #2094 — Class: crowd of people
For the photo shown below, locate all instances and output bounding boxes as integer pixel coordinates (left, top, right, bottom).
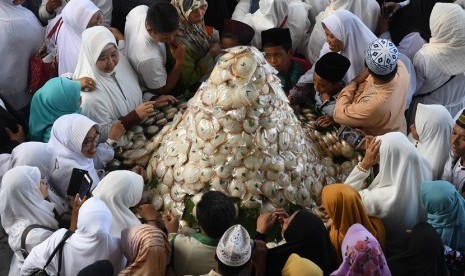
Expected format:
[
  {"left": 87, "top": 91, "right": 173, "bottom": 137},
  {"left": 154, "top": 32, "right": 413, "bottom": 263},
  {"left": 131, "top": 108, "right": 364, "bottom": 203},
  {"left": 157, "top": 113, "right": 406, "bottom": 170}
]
[{"left": 1, "top": 0, "right": 465, "bottom": 275}]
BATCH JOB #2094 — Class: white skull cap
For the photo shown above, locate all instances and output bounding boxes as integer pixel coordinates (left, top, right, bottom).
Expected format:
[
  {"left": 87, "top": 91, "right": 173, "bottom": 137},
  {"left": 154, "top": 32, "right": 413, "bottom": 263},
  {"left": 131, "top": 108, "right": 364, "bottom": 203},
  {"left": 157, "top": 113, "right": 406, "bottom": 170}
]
[{"left": 216, "top": 224, "right": 252, "bottom": 267}]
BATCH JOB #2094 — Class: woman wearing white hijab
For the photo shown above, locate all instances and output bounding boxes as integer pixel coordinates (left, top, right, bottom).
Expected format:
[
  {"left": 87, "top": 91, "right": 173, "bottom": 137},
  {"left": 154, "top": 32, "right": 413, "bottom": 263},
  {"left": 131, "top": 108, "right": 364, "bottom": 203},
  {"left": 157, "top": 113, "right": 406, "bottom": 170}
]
[
  {"left": 0, "top": 0, "right": 44, "bottom": 111},
  {"left": 344, "top": 132, "right": 432, "bottom": 254},
  {"left": 47, "top": 0, "right": 103, "bottom": 75},
  {"left": 306, "top": 0, "right": 380, "bottom": 65},
  {"left": 232, "top": 0, "right": 308, "bottom": 50},
  {"left": 74, "top": 26, "right": 156, "bottom": 141},
  {"left": 0, "top": 166, "right": 59, "bottom": 276},
  {"left": 21, "top": 197, "right": 124, "bottom": 275},
  {"left": 47, "top": 114, "right": 114, "bottom": 197},
  {"left": 410, "top": 104, "right": 454, "bottom": 180},
  {"left": 408, "top": 3, "right": 465, "bottom": 126},
  {"left": 92, "top": 170, "right": 144, "bottom": 237},
  {"left": 319, "top": 10, "right": 377, "bottom": 83}
]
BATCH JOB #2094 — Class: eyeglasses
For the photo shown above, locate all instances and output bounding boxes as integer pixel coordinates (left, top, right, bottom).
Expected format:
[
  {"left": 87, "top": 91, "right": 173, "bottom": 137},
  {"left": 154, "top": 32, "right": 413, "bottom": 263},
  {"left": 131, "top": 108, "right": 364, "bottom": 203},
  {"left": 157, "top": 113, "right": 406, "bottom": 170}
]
[{"left": 82, "top": 132, "right": 100, "bottom": 148}]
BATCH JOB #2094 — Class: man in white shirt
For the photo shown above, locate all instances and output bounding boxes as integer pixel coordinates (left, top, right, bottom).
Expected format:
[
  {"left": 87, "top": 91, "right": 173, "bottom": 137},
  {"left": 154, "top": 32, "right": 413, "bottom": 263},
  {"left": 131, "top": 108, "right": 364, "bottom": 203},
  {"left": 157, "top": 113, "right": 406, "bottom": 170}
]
[
  {"left": 442, "top": 110, "right": 465, "bottom": 197},
  {"left": 125, "top": 2, "right": 186, "bottom": 100}
]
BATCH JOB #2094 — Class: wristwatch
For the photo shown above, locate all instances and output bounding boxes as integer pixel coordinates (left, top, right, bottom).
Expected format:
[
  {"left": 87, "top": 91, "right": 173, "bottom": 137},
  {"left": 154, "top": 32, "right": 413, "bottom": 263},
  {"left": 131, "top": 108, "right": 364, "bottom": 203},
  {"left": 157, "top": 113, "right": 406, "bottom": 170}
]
[{"left": 106, "top": 138, "right": 117, "bottom": 148}]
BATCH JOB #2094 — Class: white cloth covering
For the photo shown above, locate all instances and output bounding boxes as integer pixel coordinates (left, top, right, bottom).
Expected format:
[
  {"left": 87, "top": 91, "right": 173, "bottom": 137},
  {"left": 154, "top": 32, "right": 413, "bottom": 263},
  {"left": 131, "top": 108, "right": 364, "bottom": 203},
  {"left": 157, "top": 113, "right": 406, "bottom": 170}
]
[
  {"left": 0, "top": 142, "right": 56, "bottom": 183},
  {"left": 413, "top": 104, "right": 453, "bottom": 180},
  {"left": 40, "top": 0, "right": 111, "bottom": 26},
  {"left": 409, "top": 3, "right": 465, "bottom": 124},
  {"left": 397, "top": 52, "right": 416, "bottom": 110},
  {"left": 47, "top": 0, "right": 100, "bottom": 76},
  {"left": 297, "top": 10, "right": 377, "bottom": 86},
  {"left": 419, "top": 3, "right": 465, "bottom": 76},
  {"left": 306, "top": 0, "right": 380, "bottom": 65},
  {"left": 21, "top": 197, "right": 124, "bottom": 276},
  {"left": 47, "top": 114, "right": 111, "bottom": 196},
  {"left": 0, "top": 166, "right": 58, "bottom": 276},
  {"left": 232, "top": 0, "right": 296, "bottom": 49},
  {"left": 345, "top": 132, "right": 432, "bottom": 252},
  {"left": 92, "top": 170, "right": 144, "bottom": 237},
  {"left": 74, "top": 26, "right": 143, "bottom": 141},
  {"left": 320, "top": 10, "right": 377, "bottom": 83},
  {"left": 0, "top": 0, "right": 44, "bottom": 110},
  {"left": 124, "top": 5, "right": 168, "bottom": 90}
]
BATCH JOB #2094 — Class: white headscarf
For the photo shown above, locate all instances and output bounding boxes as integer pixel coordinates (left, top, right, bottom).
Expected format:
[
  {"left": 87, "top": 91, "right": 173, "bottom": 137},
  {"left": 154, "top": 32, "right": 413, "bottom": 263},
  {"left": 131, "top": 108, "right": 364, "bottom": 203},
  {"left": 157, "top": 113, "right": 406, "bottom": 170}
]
[
  {"left": 414, "top": 104, "right": 453, "bottom": 180},
  {"left": 0, "top": 142, "right": 56, "bottom": 186},
  {"left": 306, "top": 0, "right": 380, "bottom": 64},
  {"left": 47, "top": 0, "right": 100, "bottom": 75},
  {"left": 47, "top": 114, "right": 100, "bottom": 196},
  {"left": 237, "top": 0, "right": 290, "bottom": 48},
  {"left": 0, "top": 0, "right": 44, "bottom": 110},
  {"left": 320, "top": 10, "right": 377, "bottom": 83},
  {"left": 0, "top": 166, "right": 58, "bottom": 235},
  {"left": 419, "top": 3, "right": 465, "bottom": 75},
  {"left": 21, "top": 197, "right": 123, "bottom": 276},
  {"left": 359, "top": 132, "right": 432, "bottom": 246},
  {"left": 74, "top": 26, "right": 142, "bottom": 140},
  {"left": 92, "top": 170, "right": 144, "bottom": 237}
]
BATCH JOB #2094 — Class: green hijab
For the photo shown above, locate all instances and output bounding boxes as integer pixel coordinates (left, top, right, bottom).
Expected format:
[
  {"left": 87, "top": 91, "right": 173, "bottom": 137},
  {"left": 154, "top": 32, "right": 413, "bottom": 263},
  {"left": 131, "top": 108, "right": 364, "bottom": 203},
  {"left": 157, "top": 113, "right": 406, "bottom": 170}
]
[
  {"left": 29, "top": 77, "right": 81, "bottom": 142},
  {"left": 421, "top": 180, "right": 465, "bottom": 252}
]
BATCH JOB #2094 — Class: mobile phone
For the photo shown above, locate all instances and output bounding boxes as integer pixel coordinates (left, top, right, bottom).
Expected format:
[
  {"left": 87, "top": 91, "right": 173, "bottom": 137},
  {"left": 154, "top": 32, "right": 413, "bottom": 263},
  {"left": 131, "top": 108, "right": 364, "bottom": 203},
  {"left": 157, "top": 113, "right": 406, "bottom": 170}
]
[
  {"left": 67, "top": 168, "right": 93, "bottom": 199},
  {"left": 337, "top": 125, "right": 365, "bottom": 149}
]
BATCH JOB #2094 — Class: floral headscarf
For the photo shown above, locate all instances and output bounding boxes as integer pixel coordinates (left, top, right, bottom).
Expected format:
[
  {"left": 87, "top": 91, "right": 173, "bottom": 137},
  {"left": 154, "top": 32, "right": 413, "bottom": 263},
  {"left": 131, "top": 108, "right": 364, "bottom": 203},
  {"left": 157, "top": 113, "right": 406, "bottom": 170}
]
[
  {"left": 171, "top": 0, "right": 211, "bottom": 53},
  {"left": 331, "top": 224, "right": 391, "bottom": 276}
]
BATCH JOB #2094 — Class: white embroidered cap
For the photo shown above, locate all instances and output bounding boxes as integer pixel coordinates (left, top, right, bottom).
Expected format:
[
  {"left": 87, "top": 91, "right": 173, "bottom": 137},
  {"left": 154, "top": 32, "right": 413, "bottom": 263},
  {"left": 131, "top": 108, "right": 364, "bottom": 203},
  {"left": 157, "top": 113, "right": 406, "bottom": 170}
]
[
  {"left": 365, "top": 39, "right": 398, "bottom": 75},
  {"left": 216, "top": 224, "right": 252, "bottom": 267}
]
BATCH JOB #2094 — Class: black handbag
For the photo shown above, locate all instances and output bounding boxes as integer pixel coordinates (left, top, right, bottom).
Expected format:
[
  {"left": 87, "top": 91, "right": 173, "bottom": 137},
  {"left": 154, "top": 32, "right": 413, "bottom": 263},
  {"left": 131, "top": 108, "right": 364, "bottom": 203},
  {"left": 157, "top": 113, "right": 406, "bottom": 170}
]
[{"left": 29, "top": 230, "right": 73, "bottom": 276}]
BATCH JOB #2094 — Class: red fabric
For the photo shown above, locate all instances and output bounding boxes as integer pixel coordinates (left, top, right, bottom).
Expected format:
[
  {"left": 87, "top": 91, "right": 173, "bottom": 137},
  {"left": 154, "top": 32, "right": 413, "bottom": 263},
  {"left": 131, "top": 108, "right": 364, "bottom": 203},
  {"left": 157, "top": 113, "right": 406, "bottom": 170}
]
[{"left": 290, "top": 56, "right": 311, "bottom": 71}]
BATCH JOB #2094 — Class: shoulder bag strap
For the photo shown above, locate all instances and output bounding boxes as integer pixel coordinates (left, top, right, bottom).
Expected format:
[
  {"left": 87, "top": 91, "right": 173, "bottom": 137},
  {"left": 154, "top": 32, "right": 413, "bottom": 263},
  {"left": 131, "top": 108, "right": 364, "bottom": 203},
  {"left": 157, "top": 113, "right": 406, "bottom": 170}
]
[
  {"left": 41, "top": 230, "right": 73, "bottom": 274},
  {"left": 418, "top": 75, "right": 457, "bottom": 97},
  {"left": 20, "top": 224, "right": 56, "bottom": 259},
  {"left": 46, "top": 17, "right": 63, "bottom": 40},
  {"left": 56, "top": 230, "right": 73, "bottom": 276}
]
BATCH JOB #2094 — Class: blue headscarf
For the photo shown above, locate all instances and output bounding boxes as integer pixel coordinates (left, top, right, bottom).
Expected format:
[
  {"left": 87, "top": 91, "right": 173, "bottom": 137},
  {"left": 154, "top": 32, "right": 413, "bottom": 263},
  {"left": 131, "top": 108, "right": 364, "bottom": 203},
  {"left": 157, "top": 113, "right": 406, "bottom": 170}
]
[
  {"left": 421, "top": 180, "right": 465, "bottom": 252},
  {"left": 29, "top": 77, "right": 81, "bottom": 142}
]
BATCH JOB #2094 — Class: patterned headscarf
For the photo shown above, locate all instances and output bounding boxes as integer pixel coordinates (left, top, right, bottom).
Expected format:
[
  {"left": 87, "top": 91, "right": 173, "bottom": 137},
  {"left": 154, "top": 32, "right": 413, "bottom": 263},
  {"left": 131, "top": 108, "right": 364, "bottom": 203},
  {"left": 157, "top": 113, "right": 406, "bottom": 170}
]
[
  {"left": 331, "top": 224, "right": 391, "bottom": 276},
  {"left": 171, "top": 0, "right": 210, "bottom": 53},
  {"left": 364, "top": 39, "right": 398, "bottom": 76},
  {"left": 120, "top": 224, "right": 172, "bottom": 276}
]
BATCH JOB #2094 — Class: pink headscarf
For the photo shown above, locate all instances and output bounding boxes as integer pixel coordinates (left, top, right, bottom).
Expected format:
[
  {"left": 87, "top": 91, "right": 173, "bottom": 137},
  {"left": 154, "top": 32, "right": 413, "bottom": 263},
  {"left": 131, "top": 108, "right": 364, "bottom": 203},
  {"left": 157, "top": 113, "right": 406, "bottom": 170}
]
[{"left": 331, "top": 224, "right": 391, "bottom": 276}]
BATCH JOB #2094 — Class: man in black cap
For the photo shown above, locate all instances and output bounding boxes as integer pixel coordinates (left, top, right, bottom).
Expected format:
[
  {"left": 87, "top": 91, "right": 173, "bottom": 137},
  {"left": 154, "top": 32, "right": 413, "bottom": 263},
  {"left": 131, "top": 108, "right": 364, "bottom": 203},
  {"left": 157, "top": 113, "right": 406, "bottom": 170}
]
[
  {"left": 442, "top": 110, "right": 465, "bottom": 198},
  {"left": 261, "top": 28, "right": 309, "bottom": 94},
  {"left": 313, "top": 52, "right": 351, "bottom": 128},
  {"left": 220, "top": 19, "right": 255, "bottom": 49}
]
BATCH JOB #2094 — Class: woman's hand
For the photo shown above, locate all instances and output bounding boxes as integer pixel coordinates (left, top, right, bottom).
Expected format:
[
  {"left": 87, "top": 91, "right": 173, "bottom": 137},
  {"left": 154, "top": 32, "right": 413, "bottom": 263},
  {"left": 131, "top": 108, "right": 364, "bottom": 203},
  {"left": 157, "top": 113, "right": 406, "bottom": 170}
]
[
  {"left": 108, "top": 27, "right": 124, "bottom": 41},
  {"left": 5, "top": 124, "right": 25, "bottom": 143},
  {"left": 273, "top": 208, "right": 289, "bottom": 228},
  {"left": 108, "top": 120, "right": 126, "bottom": 141},
  {"left": 132, "top": 165, "right": 147, "bottom": 183},
  {"left": 256, "top": 211, "right": 276, "bottom": 234},
  {"left": 70, "top": 194, "right": 87, "bottom": 231},
  {"left": 316, "top": 115, "right": 335, "bottom": 128},
  {"left": 46, "top": 0, "right": 62, "bottom": 14},
  {"left": 135, "top": 101, "right": 157, "bottom": 121},
  {"left": 360, "top": 138, "right": 381, "bottom": 170},
  {"left": 208, "top": 42, "right": 221, "bottom": 58},
  {"left": 154, "top": 95, "right": 178, "bottom": 108},
  {"left": 163, "top": 213, "right": 179, "bottom": 234},
  {"left": 78, "top": 77, "right": 96, "bottom": 92}
]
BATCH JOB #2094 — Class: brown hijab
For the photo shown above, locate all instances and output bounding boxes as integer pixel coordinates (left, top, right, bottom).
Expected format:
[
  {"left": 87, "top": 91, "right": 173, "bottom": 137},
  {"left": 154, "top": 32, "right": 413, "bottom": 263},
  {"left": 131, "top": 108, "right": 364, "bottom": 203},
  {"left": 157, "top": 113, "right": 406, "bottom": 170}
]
[
  {"left": 322, "top": 184, "right": 386, "bottom": 262},
  {"left": 119, "top": 224, "right": 172, "bottom": 276}
]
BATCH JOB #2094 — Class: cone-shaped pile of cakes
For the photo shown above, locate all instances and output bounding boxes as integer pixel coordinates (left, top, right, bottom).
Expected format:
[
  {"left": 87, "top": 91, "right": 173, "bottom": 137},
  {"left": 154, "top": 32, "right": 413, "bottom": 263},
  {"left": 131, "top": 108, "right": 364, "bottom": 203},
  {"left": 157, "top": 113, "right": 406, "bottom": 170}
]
[{"left": 147, "top": 46, "right": 342, "bottom": 215}]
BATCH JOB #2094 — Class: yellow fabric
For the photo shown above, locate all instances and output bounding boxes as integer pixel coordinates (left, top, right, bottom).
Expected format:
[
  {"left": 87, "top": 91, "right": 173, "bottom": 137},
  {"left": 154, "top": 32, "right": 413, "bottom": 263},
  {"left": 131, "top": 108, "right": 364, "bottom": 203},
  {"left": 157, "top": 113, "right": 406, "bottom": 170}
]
[
  {"left": 282, "top": 253, "right": 323, "bottom": 276},
  {"left": 322, "top": 184, "right": 386, "bottom": 262}
]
